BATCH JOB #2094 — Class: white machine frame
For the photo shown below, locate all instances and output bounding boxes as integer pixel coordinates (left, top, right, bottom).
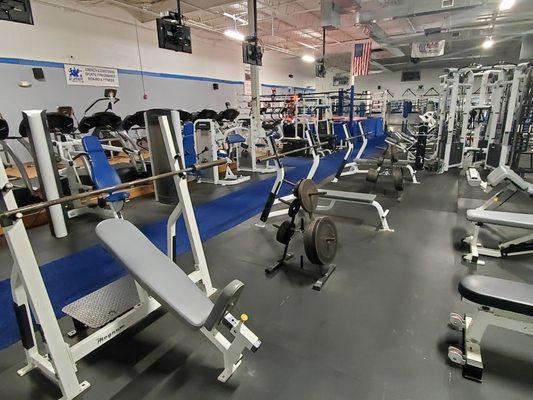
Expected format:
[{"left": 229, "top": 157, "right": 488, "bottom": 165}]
[
  {"left": 463, "top": 167, "right": 533, "bottom": 265},
  {"left": 0, "top": 112, "right": 259, "bottom": 399},
  {"left": 194, "top": 118, "right": 250, "bottom": 186},
  {"left": 332, "top": 122, "right": 369, "bottom": 181},
  {"left": 255, "top": 128, "right": 319, "bottom": 227},
  {"left": 448, "top": 306, "right": 533, "bottom": 381}
]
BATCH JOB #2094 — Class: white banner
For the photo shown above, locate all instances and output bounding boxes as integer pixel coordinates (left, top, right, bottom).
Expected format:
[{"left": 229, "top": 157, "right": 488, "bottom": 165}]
[
  {"left": 411, "top": 40, "right": 445, "bottom": 58},
  {"left": 64, "top": 64, "right": 119, "bottom": 87}
]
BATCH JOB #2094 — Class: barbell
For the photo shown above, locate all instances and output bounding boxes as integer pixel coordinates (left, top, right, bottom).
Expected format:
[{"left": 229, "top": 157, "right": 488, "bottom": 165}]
[{"left": 0, "top": 158, "right": 228, "bottom": 220}]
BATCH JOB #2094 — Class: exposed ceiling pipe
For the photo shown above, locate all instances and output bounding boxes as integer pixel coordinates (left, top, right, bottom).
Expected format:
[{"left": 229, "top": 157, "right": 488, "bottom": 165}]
[
  {"left": 85, "top": 0, "right": 301, "bottom": 57},
  {"left": 358, "top": 0, "right": 500, "bottom": 23}
]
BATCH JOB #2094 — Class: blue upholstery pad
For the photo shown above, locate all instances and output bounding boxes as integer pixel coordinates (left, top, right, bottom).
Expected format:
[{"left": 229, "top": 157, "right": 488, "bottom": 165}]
[{"left": 81, "top": 136, "right": 129, "bottom": 202}]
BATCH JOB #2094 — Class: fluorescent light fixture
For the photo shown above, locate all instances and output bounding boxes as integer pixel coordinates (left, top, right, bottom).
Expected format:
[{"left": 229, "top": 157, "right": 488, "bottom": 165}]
[
  {"left": 223, "top": 12, "right": 248, "bottom": 25},
  {"left": 302, "top": 54, "right": 316, "bottom": 63},
  {"left": 224, "top": 29, "right": 245, "bottom": 42},
  {"left": 297, "top": 41, "right": 317, "bottom": 50},
  {"left": 499, "top": 0, "right": 515, "bottom": 11},
  {"left": 482, "top": 37, "right": 494, "bottom": 49}
]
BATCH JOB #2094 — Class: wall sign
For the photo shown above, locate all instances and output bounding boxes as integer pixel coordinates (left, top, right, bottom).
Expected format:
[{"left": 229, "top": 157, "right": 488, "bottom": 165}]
[{"left": 64, "top": 64, "right": 119, "bottom": 87}]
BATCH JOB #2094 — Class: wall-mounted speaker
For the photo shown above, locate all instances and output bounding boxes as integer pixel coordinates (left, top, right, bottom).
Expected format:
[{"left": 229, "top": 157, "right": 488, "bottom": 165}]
[{"left": 32, "top": 68, "right": 45, "bottom": 80}]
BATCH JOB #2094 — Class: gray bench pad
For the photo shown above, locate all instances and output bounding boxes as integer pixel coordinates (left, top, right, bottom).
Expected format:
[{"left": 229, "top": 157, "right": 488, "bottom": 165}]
[
  {"left": 322, "top": 190, "right": 376, "bottom": 203},
  {"left": 488, "top": 166, "right": 533, "bottom": 194},
  {"left": 459, "top": 275, "right": 533, "bottom": 317},
  {"left": 96, "top": 219, "right": 214, "bottom": 328},
  {"left": 466, "top": 210, "right": 533, "bottom": 229}
]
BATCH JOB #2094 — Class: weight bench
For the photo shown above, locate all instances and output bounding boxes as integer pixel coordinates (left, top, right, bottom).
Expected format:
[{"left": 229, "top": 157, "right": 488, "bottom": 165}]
[
  {"left": 96, "top": 219, "right": 261, "bottom": 382},
  {"left": 466, "top": 166, "right": 533, "bottom": 211},
  {"left": 463, "top": 210, "right": 533, "bottom": 264},
  {"left": 448, "top": 275, "right": 533, "bottom": 382},
  {"left": 317, "top": 190, "right": 393, "bottom": 232},
  {"left": 463, "top": 167, "right": 533, "bottom": 264}
]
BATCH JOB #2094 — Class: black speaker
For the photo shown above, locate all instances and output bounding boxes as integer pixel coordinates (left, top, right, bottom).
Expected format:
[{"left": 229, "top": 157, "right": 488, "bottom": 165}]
[{"left": 32, "top": 67, "right": 45, "bottom": 80}]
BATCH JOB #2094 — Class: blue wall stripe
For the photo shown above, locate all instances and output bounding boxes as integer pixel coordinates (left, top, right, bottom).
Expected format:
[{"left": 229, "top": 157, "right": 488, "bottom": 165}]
[{"left": 0, "top": 57, "right": 314, "bottom": 92}]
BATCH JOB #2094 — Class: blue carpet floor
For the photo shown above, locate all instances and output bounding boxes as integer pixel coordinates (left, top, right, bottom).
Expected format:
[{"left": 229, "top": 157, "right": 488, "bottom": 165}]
[{"left": 0, "top": 137, "right": 383, "bottom": 350}]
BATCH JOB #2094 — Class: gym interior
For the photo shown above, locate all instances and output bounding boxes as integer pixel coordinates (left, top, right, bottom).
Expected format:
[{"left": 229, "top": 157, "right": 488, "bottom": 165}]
[{"left": 0, "top": 1, "right": 532, "bottom": 399}]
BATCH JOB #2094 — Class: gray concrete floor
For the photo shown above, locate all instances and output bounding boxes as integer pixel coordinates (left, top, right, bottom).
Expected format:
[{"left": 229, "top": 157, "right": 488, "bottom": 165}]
[{"left": 0, "top": 169, "right": 532, "bottom": 400}]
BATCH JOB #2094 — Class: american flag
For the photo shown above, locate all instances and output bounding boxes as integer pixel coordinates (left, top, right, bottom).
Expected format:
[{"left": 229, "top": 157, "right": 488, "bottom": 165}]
[{"left": 352, "top": 41, "right": 372, "bottom": 77}]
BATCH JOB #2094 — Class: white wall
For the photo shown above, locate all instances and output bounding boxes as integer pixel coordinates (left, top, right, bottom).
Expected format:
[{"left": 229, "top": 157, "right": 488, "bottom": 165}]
[
  {"left": 0, "top": 0, "right": 317, "bottom": 162},
  {"left": 316, "top": 67, "right": 445, "bottom": 99},
  {"left": 0, "top": 0, "right": 315, "bottom": 89}
]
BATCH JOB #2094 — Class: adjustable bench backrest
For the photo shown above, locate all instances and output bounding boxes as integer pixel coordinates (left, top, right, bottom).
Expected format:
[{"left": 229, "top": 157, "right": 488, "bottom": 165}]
[
  {"left": 96, "top": 219, "right": 215, "bottom": 328},
  {"left": 487, "top": 166, "right": 533, "bottom": 195},
  {"left": 81, "top": 135, "right": 123, "bottom": 190}
]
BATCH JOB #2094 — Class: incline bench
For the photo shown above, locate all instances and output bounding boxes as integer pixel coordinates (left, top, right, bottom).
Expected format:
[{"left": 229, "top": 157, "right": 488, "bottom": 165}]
[
  {"left": 96, "top": 219, "right": 261, "bottom": 382},
  {"left": 448, "top": 275, "right": 533, "bottom": 381},
  {"left": 463, "top": 166, "right": 533, "bottom": 264}
]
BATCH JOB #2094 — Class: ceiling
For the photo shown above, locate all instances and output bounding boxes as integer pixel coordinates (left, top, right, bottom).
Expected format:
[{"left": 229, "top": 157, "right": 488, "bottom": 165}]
[{"left": 79, "top": 0, "right": 533, "bottom": 72}]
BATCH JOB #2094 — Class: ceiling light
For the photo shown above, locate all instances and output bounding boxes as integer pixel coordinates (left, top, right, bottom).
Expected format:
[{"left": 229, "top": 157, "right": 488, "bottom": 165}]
[
  {"left": 302, "top": 54, "right": 316, "bottom": 63},
  {"left": 224, "top": 29, "right": 245, "bottom": 42},
  {"left": 223, "top": 12, "right": 248, "bottom": 25},
  {"left": 499, "top": 0, "right": 515, "bottom": 11},
  {"left": 482, "top": 37, "right": 494, "bottom": 49}
]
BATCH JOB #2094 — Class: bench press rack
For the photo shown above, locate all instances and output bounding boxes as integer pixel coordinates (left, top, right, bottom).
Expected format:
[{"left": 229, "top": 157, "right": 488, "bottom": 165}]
[{"left": 0, "top": 113, "right": 261, "bottom": 400}]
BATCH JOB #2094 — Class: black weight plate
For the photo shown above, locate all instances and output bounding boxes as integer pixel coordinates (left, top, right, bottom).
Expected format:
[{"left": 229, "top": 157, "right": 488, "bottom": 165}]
[
  {"left": 304, "top": 217, "right": 337, "bottom": 265},
  {"left": 288, "top": 199, "right": 300, "bottom": 218},
  {"left": 276, "top": 221, "right": 295, "bottom": 245},
  {"left": 392, "top": 166, "right": 404, "bottom": 191},
  {"left": 366, "top": 169, "right": 379, "bottom": 183},
  {"left": 296, "top": 179, "right": 319, "bottom": 213}
]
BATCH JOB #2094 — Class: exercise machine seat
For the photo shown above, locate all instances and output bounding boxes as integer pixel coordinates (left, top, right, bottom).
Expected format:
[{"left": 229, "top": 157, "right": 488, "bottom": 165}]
[
  {"left": 177, "top": 110, "right": 193, "bottom": 123},
  {"left": 332, "top": 122, "right": 345, "bottom": 142},
  {"left": 182, "top": 122, "right": 196, "bottom": 168},
  {"left": 81, "top": 136, "right": 129, "bottom": 203},
  {"left": 466, "top": 210, "right": 533, "bottom": 230},
  {"left": 19, "top": 112, "right": 74, "bottom": 136},
  {"left": 122, "top": 111, "right": 145, "bottom": 132},
  {"left": 196, "top": 109, "right": 219, "bottom": 121},
  {"left": 226, "top": 134, "right": 246, "bottom": 145},
  {"left": 79, "top": 112, "right": 122, "bottom": 134},
  {"left": 487, "top": 166, "right": 533, "bottom": 195},
  {"left": 0, "top": 118, "right": 8, "bottom": 140},
  {"left": 459, "top": 275, "right": 533, "bottom": 317},
  {"left": 217, "top": 109, "right": 240, "bottom": 124},
  {"left": 96, "top": 219, "right": 215, "bottom": 328}
]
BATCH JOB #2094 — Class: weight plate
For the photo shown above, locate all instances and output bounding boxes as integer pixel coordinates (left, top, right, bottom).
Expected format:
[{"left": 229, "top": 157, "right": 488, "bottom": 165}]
[
  {"left": 276, "top": 220, "right": 295, "bottom": 245},
  {"left": 288, "top": 199, "right": 300, "bottom": 218},
  {"left": 296, "top": 179, "right": 319, "bottom": 213},
  {"left": 392, "top": 166, "right": 404, "bottom": 191},
  {"left": 304, "top": 217, "right": 337, "bottom": 265},
  {"left": 366, "top": 169, "right": 379, "bottom": 183}
]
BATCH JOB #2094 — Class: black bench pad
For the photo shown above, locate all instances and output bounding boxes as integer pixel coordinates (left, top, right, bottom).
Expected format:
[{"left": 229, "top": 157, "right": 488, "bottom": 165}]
[{"left": 459, "top": 275, "right": 533, "bottom": 317}]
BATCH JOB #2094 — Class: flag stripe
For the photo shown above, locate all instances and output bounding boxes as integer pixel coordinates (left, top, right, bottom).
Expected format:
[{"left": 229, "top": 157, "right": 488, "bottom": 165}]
[{"left": 352, "top": 41, "right": 371, "bottom": 77}]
